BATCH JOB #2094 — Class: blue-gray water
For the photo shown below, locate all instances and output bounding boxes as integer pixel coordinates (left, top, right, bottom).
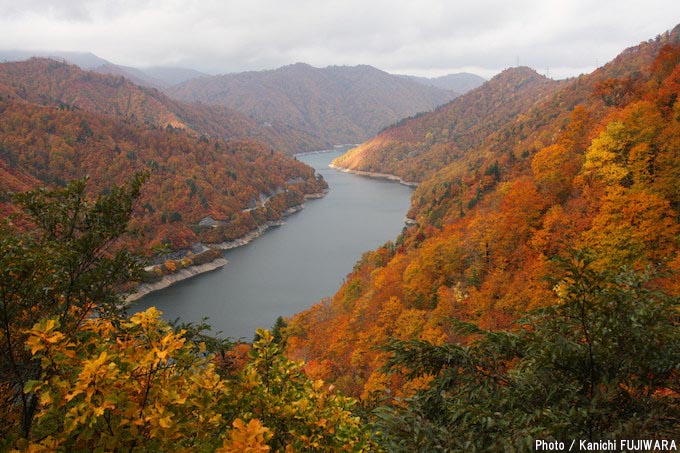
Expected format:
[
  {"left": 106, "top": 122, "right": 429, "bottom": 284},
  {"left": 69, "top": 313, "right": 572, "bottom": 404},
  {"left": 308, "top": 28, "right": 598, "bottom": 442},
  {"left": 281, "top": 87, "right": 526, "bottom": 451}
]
[{"left": 131, "top": 149, "right": 413, "bottom": 339}]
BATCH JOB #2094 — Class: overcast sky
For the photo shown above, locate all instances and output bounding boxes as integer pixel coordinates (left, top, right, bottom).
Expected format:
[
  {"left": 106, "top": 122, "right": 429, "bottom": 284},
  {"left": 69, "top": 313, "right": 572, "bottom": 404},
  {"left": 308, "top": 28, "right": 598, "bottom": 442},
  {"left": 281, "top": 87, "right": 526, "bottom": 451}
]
[{"left": 1, "top": 0, "right": 680, "bottom": 79}]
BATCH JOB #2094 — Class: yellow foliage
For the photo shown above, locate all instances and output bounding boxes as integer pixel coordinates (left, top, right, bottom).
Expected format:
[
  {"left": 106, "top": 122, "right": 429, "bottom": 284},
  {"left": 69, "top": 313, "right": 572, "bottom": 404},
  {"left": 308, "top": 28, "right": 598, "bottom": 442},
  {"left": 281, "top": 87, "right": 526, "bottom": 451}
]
[
  {"left": 583, "top": 121, "right": 630, "bottom": 185},
  {"left": 218, "top": 419, "right": 272, "bottom": 453},
  {"left": 22, "top": 309, "right": 228, "bottom": 451}
]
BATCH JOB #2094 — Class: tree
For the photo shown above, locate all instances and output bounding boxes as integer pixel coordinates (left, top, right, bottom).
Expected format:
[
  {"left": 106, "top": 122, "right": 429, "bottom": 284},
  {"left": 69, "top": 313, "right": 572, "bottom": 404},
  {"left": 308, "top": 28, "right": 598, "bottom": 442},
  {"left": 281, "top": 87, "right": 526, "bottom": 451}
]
[
  {"left": 376, "top": 252, "right": 680, "bottom": 451},
  {"left": 0, "top": 175, "right": 146, "bottom": 443},
  {"left": 228, "top": 330, "right": 374, "bottom": 452},
  {"left": 1, "top": 177, "right": 374, "bottom": 450},
  {"left": 20, "top": 308, "right": 229, "bottom": 451}
]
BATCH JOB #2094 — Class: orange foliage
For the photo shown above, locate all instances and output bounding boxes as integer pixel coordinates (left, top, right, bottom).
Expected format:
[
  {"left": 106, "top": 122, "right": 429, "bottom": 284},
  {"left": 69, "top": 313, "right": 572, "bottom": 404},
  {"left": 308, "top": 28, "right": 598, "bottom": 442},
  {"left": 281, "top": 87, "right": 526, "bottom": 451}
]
[
  {"left": 0, "top": 95, "right": 327, "bottom": 254},
  {"left": 286, "top": 27, "right": 680, "bottom": 400}
]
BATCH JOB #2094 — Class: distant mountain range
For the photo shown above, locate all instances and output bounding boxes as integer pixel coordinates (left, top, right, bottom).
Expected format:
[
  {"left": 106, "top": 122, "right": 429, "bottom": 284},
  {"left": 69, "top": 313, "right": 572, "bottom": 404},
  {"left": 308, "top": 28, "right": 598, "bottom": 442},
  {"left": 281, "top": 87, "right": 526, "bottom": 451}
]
[
  {"left": 166, "top": 63, "right": 461, "bottom": 148},
  {"left": 0, "top": 50, "right": 207, "bottom": 88},
  {"left": 0, "top": 50, "right": 484, "bottom": 152},
  {"left": 398, "top": 72, "right": 486, "bottom": 93},
  {"left": 333, "top": 66, "right": 561, "bottom": 182},
  {"left": 0, "top": 58, "right": 327, "bottom": 153}
]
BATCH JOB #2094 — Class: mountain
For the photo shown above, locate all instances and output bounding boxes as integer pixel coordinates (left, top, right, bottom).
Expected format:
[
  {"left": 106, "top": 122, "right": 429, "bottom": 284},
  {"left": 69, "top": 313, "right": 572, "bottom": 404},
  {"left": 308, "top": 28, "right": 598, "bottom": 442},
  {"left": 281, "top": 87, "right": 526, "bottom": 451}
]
[
  {"left": 95, "top": 64, "right": 209, "bottom": 89},
  {"left": 165, "top": 63, "right": 459, "bottom": 150},
  {"left": 0, "top": 50, "right": 206, "bottom": 89},
  {"left": 141, "top": 66, "right": 208, "bottom": 86},
  {"left": 399, "top": 72, "right": 486, "bottom": 93},
  {"left": 0, "top": 60, "right": 328, "bottom": 254},
  {"left": 0, "top": 58, "right": 328, "bottom": 153},
  {"left": 333, "top": 67, "right": 563, "bottom": 183},
  {"left": 93, "top": 63, "right": 168, "bottom": 88},
  {"left": 0, "top": 50, "right": 109, "bottom": 69},
  {"left": 284, "top": 24, "right": 680, "bottom": 412}
]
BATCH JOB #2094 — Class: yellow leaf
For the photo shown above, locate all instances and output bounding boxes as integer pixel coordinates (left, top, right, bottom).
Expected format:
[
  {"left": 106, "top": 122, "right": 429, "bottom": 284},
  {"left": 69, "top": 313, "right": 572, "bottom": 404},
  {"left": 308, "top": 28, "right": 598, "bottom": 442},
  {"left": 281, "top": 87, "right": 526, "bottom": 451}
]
[
  {"left": 159, "top": 415, "right": 173, "bottom": 429},
  {"left": 39, "top": 391, "right": 52, "bottom": 406}
]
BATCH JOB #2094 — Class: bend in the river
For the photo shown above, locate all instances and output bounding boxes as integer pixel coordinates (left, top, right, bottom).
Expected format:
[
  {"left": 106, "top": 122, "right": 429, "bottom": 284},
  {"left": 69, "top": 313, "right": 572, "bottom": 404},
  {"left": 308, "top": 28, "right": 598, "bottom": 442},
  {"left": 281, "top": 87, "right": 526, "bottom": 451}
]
[{"left": 131, "top": 148, "right": 413, "bottom": 339}]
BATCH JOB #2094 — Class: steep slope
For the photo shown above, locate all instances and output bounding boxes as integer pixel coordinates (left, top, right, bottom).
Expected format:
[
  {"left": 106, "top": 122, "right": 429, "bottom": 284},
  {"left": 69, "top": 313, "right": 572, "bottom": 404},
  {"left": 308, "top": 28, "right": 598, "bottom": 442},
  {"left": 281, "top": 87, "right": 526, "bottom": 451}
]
[
  {"left": 332, "top": 67, "right": 563, "bottom": 183},
  {"left": 0, "top": 79, "right": 327, "bottom": 255},
  {"left": 0, "top": 58, "right": 325, "bottom": 153},
  {"left": 285, "top": 26, "right": 680, "bottom": 401},
  {"left": 165, "top": 63, "right": 458, "bottom": 150}
]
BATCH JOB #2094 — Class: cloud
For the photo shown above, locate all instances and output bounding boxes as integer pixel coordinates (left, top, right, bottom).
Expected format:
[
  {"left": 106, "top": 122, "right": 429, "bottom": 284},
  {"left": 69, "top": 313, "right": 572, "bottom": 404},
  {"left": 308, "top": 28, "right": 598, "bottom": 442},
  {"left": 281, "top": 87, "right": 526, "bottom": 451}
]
[{"left": 1, "top": 0, "right": 680, "bottom": 78}]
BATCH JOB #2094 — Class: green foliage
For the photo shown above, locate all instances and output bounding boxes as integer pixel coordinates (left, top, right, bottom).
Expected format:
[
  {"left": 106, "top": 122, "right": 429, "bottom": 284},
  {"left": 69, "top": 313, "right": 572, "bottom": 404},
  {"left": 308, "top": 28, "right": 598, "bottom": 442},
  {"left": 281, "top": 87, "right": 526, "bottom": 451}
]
[
  {"left": 271, "top": 316, "right": 288, "bottom": 345},
  {"left": 376, "top": 252, "right": 680, "bottom": 451},
  {"left": 2, "top": 178, "right": 375, "bottom": 451},
  {"left": 229, "top": 329, "right": 375, "bottom": 452},
  {"left": 0, "top": 175, "right": 147, "bottom": 443}
]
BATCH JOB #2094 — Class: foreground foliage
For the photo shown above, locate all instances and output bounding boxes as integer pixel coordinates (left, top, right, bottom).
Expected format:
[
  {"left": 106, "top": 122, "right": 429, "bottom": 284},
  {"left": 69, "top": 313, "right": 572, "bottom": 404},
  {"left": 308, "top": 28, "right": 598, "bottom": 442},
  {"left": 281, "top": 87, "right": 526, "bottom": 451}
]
[
  {"left": 1, "top": 179, "right": 373, "bottom": 451},
  {"left": 375, "top": 255, "right": 680, "bottom": 451},
  {"left": 19, "top": 314, "right": 373, "bottom": 452},
  {"left": 0, "top": 176, "right": 147, "bottom": 441}
]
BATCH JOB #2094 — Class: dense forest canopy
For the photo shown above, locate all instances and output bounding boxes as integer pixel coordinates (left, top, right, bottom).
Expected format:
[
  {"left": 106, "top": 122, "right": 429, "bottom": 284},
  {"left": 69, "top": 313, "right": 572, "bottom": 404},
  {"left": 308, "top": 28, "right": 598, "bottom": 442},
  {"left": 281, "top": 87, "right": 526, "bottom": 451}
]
[
  {"left": 0, "top": 60, "right": 328, "bottom": 254},
  {"left": 285, "top": 25, "right": 680, "bottom": 446},
  {"left": 2, "top": 22, "right": 680, "bottom": 451}
]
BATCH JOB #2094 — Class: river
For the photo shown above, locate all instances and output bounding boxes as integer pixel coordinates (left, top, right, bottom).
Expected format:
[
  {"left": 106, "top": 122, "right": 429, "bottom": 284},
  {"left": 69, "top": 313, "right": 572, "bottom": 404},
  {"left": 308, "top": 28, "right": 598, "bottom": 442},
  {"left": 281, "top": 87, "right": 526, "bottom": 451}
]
[{"left": 131, "top": 149, "right": 413, "bottom": 339}]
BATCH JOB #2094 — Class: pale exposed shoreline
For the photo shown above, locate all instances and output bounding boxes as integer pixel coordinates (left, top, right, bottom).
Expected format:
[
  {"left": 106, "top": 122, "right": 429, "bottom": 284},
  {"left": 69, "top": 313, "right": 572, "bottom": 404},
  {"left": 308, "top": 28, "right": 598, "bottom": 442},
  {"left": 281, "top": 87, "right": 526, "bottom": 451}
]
[
  {"left": 125, "top": 258, "right": 229, "bottom": 303},
  {"left": 125, "top": 190, "right": 328, "bottom": 304},
  {"left": 328, "top": 163, "right": 419, "bottom": 188}
]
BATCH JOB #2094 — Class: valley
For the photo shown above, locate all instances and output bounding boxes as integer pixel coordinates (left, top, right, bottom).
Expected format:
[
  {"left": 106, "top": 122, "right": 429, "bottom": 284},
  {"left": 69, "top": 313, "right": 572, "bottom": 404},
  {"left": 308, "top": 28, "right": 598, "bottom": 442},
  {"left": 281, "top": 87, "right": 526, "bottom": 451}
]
[
  {"left": 131, "top": 149, "right": 413, "bottom": 339},
  {"left": 2, "top": 13, "right": 680, "bottom": 450}
]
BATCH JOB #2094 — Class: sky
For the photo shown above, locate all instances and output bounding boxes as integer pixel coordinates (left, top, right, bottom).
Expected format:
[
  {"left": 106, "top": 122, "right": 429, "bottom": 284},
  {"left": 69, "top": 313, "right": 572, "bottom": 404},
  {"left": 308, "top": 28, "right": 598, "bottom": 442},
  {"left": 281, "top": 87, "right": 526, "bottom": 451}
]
[{"left": 1, "top": 0, "right": 680, "bottom": 80}]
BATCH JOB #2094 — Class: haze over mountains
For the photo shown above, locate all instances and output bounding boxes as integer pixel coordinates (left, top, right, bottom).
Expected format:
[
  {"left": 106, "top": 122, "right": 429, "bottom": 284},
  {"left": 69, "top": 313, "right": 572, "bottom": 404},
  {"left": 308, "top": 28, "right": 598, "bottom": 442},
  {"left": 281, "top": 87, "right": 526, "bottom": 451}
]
[
  {"left": 0, "top": 50, "right": 207, "bottom": 88},
  {"left": 0, "top": 50, "right": 483, "bottom": 152},
  {"left": 398, "top": 72, "right": 486, "bottom": 93},
  {"left": 333, "top": 66, "right": 562, "bottom": 182},
  {"left": 167, "top": 63, "right": 461, "bottom": 149}
]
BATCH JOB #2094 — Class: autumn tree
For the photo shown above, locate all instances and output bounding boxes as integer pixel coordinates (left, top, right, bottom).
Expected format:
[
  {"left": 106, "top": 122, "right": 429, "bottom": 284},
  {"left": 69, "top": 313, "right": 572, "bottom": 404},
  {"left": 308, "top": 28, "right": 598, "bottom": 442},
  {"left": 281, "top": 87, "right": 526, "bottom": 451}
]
[
  {"left": 0, "top": 175, "right": 147, "bottom": 443},
  {"left": 2, "top": 177, "right": 374, "bottom": 451},
  {"left": 19, "top": 308, "right": 230, "bottom": 451},
  {"left": 376, "top": 253, "right": 680, "bottom": 451}
]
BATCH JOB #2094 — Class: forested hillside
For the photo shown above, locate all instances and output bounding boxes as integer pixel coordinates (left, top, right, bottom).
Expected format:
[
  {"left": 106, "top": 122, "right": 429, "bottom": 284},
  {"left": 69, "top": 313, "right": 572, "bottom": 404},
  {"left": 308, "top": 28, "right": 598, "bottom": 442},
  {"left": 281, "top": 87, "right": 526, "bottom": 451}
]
[
  {"left": 166, "top": 63, "right": 459, "bottom": 152},
  {"left": 0, "top": 63, "right": 327, "bottom": 254},
  {"left": 332, "top": 67, "right": 563, "bottom": 183},
  {"left": 0, "top": 59, "right": 325, "bottom": 154},
  {"left": 285, "top": 26, "right": 680, "bottom": 442},
  {"left": 3, "top": 21, "right": 680, "bottom": 451}
]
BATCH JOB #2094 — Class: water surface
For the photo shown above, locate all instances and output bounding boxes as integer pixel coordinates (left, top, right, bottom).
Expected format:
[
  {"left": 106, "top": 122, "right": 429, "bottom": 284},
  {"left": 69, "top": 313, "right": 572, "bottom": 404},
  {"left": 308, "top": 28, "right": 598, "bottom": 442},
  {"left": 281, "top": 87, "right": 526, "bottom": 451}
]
[{"left": 132, "top": 149, "right": 413, "bottom": 339}]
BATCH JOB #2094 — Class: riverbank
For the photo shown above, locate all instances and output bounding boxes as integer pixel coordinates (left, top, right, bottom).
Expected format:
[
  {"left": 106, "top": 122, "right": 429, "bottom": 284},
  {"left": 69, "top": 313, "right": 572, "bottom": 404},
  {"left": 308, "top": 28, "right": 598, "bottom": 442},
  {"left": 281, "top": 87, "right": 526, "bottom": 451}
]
[
  {"left": 125, "top": 258, "right": 229, "bottom": 303},
  {"left": 129, "top": 149, "right": 414, "bottom": 339},
  {"left": 328, "top": 164, "right": 419, "bottom": 188},
  {"left": 126, "top": 190, "right": 328, "bottom": 304}
]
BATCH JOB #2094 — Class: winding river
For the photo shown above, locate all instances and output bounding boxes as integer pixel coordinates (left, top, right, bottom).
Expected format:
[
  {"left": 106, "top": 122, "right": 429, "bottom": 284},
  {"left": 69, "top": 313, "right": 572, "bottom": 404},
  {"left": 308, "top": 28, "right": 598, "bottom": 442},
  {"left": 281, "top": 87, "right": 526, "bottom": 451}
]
[{"left": 131, "top": 149, "right": 413, "bottom": 339}]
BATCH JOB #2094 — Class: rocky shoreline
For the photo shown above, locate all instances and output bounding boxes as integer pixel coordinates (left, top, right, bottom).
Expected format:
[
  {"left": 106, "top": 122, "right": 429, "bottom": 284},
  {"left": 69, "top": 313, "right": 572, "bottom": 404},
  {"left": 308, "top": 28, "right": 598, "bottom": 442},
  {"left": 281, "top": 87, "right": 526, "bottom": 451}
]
[
  {"left": 125, "top": 258, "right": 229, "bottom": 303},
  {"left": 328, "top": 164, "right": 419, "bottom": 187},
  {"left": 125, "top": 191, "right": 328, "bottom": 303}
]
